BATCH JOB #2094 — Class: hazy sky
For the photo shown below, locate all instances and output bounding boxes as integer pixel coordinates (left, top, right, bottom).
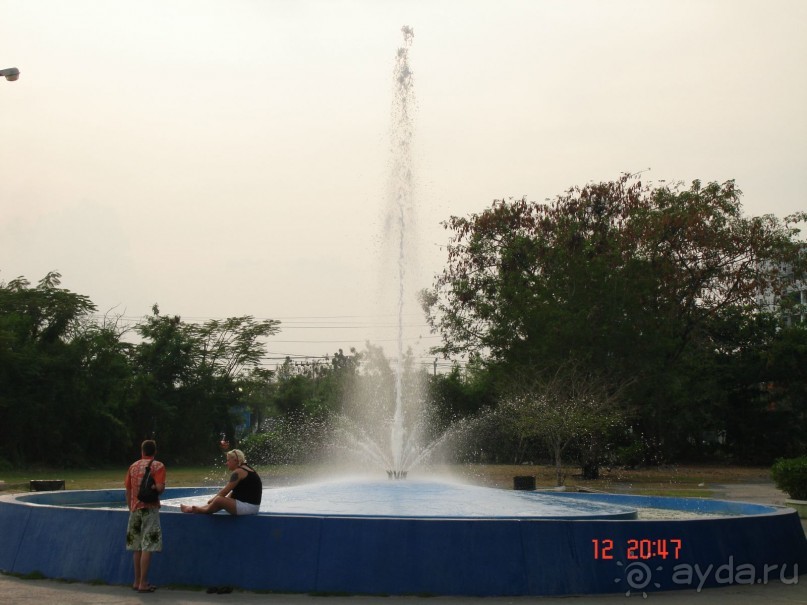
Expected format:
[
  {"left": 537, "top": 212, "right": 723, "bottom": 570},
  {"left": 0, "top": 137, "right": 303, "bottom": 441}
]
[{"left": 2, "top": 0, "right": 806, "bottom": 371}]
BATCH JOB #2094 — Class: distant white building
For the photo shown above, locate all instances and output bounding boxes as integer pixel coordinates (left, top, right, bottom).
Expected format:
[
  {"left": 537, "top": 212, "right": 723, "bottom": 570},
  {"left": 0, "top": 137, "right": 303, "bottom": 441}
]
[{"left": 757, "top": 256, "right": 807, "bottom": 326}]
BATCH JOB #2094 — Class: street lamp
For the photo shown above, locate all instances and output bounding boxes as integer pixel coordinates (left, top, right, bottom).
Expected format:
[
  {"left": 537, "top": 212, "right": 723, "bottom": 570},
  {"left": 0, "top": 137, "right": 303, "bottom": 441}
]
[{"left": 1, "top": 68, "right": 20, "bottom": 82}]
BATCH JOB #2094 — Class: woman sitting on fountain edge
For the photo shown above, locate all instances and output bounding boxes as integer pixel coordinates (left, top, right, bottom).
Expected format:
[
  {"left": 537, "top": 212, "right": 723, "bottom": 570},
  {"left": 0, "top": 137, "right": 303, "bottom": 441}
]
[{"left": 181, "top": 449, "right": 262, "bottom": 516}]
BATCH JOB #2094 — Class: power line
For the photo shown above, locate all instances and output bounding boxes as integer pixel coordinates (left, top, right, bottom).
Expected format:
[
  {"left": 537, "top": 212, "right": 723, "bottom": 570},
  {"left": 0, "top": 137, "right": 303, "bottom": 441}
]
[
  {"left": 88, "top": 313, "right": 432, "bottom": 329},
  {"left": 87, "top": 312, "right": 458, "bottom": 368}
]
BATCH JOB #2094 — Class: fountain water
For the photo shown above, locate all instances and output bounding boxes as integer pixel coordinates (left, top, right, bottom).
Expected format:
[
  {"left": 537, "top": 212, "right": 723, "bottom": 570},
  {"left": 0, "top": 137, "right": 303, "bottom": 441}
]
[
  {"left": 1, "top": 26, "right": 805, "bottom": 597},
  {"left": 387, "top": 27, "right": 413, "bottom": 477},
  {"left": 330, "top": 25, "right": 431, "bottom": 478},
  {"left": 384, "top": 25, "right": 420, "bottom": 478}
]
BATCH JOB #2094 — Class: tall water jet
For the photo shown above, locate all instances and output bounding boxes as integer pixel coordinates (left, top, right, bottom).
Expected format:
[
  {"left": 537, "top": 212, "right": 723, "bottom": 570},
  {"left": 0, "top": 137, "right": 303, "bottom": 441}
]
[
  {"left": 330, "top": 26, "right": 462, "bottom": 477},
  {"left": 388, "top": 25, "right": 416, "bottom": 477}
]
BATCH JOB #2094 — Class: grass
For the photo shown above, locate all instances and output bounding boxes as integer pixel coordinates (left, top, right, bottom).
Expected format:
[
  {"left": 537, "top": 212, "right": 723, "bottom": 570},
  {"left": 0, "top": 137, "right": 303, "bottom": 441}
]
[{"left": 0, "top": 462, "right": 773, "bottom": 498}]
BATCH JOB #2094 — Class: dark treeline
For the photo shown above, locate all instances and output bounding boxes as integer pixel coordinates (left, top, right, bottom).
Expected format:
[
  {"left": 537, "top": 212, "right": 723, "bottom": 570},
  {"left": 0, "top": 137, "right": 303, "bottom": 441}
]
[
  {"left": 2, "top": 176, "right": 806, "bottom": 472},
  {"left": 0, "top": 269, "right": 805, "bottom": 472},
  {"left": 0, "top": 272, "right": 281, "bottom": 467}
]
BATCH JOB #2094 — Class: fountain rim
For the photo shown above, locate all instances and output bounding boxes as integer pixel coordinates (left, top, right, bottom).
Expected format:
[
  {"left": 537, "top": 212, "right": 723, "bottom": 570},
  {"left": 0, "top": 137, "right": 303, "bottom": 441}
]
[
  {"left": 4, "top": 484, "right": 790, "bottom": 521},
  {"left": 4, "top": 486, "right": 638, "bottom": 521}
]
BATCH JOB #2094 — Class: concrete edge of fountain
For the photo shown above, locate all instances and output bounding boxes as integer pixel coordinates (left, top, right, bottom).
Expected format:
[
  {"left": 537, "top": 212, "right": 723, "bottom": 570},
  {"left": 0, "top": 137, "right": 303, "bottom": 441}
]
[
  {"left": 1, "top": 487, "right": 806, "bottom": 597},
  {"left": 10, "top": 486, "right": 777, "bottom": 519}
]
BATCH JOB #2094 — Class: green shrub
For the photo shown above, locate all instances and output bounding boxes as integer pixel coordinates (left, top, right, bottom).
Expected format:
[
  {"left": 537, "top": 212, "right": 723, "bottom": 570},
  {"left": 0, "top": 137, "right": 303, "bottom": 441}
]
[
  {"left": 239, "top": 432, "right": 292, "bottom": 465},
  {"left": 771, "top": 456, "right": 807, "bottom": 500},
  {"left": 239, "top": 415, "right": 330, "bottom": 465}
]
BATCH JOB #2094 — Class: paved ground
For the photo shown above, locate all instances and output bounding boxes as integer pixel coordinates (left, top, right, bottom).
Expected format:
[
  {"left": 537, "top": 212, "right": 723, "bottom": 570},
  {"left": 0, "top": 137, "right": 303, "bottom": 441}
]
[
  {"left": 1, "top": 482, "right": 805, "bottom": 604},
  {"left": 712, "top": 482, "right": 807, "bottom": 536},
  {"left": 0, "top": 572, "right": 804, "bottom": 605}
]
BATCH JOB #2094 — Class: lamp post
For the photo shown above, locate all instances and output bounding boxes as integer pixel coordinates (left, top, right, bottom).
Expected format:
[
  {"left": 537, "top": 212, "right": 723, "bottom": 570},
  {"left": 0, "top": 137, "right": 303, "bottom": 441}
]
[{"left": 1, "top": 67, "right": 20, "bottom": 82}]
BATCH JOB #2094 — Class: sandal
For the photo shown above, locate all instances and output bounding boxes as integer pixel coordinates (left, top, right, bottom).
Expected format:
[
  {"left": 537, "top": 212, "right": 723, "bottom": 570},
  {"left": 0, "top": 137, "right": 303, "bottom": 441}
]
[{"left": 138, "top": 585, "right": 158, "bottom": 593}]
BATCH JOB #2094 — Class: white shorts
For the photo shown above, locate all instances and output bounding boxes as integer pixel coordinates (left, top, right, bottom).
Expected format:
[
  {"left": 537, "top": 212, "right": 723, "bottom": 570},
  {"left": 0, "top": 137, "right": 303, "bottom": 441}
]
[{"left": 234, "top": 499, "right": 260, "bottom": 516}]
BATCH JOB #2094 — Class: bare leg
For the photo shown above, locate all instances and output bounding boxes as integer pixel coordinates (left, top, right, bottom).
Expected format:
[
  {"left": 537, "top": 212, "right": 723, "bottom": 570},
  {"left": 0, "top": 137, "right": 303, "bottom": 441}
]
[
  {"left": 181, "top": 496, "right": 237, "bottom": 515},
  {"left": 132, "top": 551, "right": 141, "bottom": 589},
  {"left": 137, "top": 551, "right": 153, "bottom": 591}
]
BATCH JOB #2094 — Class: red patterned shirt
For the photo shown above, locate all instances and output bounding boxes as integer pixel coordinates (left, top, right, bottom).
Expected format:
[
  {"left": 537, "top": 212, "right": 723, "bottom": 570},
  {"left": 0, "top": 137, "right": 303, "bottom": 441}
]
[{"left": 125, "top": 456, "right": 166, "bottom": 510}]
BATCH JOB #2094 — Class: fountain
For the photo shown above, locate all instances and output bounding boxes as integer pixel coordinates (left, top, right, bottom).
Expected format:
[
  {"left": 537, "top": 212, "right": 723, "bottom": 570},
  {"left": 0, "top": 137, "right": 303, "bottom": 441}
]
[
  {"left": 325, "top": 24, "right": 433, "bottom": 479},
  {"left": 0, "top": 26, "right": 806, "bottom": 597},
  {"left": 387, "top": 24, "right": 416, "bottom": 480},
  {"left": 1, "top": 484, "right": 805, "bottom": 595}
]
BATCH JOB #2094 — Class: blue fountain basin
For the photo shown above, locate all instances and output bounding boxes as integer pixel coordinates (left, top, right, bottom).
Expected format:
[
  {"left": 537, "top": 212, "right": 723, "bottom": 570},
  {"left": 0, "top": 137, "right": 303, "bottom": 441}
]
[{"left": 1, "top": 484, "right": 805, "bottom": 596}]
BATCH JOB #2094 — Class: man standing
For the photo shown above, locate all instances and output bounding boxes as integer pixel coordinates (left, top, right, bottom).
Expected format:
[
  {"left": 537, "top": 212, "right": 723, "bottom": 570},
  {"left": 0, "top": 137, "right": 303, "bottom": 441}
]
[{"left": 124, "top": 439, "right": 166, "bottom": 593}]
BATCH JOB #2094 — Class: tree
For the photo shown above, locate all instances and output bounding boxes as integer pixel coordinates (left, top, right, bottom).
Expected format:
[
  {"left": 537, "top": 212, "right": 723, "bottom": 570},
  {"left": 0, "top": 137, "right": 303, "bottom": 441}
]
[
  {"left": 0, "top": 274, "right": 288, "bottom": 466},
  {"left": 423, "top": 175, "right": 806, "bottom": 460},
  {"left": 130, "top": 307, "right": 200, "bottom": 459},
  {"left": 498, "top": 363, "right": 626, "bottom": 484},
  {"left": 0, "top": 272, "right": 103, "bottom": 465},
  {"left": 428, "top": 361, "right": 495, "bottom": 433},
  {"left": 68, "top": 314, "right": 135, "bottom": 464},
  {"left": 130, "top": 306, "right": 280, "bottom": 463},
  {"left": 194, "top": 316, "right": 280, "bottom": 379},
  {"left": 735, "top": 324, "right": 807, "bottom": 460}
]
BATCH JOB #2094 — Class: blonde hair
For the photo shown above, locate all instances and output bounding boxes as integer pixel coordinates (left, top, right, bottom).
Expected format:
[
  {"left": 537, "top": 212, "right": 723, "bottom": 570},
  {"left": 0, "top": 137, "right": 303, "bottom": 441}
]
[{"left": 227, "top": 449, "right": 246, "bottom": 465}]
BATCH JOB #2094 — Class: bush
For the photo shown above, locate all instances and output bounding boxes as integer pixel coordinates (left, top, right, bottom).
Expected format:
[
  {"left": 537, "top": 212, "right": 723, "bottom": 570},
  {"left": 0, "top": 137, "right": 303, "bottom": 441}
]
[
  {"left": 239, "top": 431, "right": 301, "bottom": 465},
  {"left": 771, "top": 456, "right": 807, "bottom": 500},
  {"left": 239, "top": 415, "right": 330, "bottom": 465}
]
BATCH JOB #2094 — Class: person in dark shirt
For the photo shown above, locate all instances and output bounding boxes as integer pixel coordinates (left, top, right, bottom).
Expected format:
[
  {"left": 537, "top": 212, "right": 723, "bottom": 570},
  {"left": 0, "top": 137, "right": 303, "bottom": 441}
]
[{"left": 180, "top": 449, "right": 262, "bottom": 516}]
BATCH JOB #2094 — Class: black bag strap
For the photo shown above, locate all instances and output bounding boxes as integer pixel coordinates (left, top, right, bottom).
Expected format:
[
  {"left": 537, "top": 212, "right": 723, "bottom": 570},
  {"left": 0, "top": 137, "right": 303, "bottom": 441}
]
[{"left": 140, "top": 460, "right": 153, "bottom": 487}]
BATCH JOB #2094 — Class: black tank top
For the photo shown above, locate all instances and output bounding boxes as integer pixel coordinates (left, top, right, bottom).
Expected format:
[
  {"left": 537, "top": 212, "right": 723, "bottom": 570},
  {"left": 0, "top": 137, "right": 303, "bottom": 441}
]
[{"left": 231, "top": 465, "right": 262, "bottom": 505}]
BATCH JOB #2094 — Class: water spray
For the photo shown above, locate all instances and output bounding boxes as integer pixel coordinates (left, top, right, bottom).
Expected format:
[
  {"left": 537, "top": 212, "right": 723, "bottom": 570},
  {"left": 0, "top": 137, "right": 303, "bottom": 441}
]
[{"left": 387, "top": 25, "right": 415, "bottom": 480}]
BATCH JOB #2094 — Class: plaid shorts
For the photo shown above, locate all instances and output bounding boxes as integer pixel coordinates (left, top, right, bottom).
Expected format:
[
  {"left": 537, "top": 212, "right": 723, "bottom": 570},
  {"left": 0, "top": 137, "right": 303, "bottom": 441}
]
[{"left": 126, "top": 508, "right": 163, "bottom": 552}]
